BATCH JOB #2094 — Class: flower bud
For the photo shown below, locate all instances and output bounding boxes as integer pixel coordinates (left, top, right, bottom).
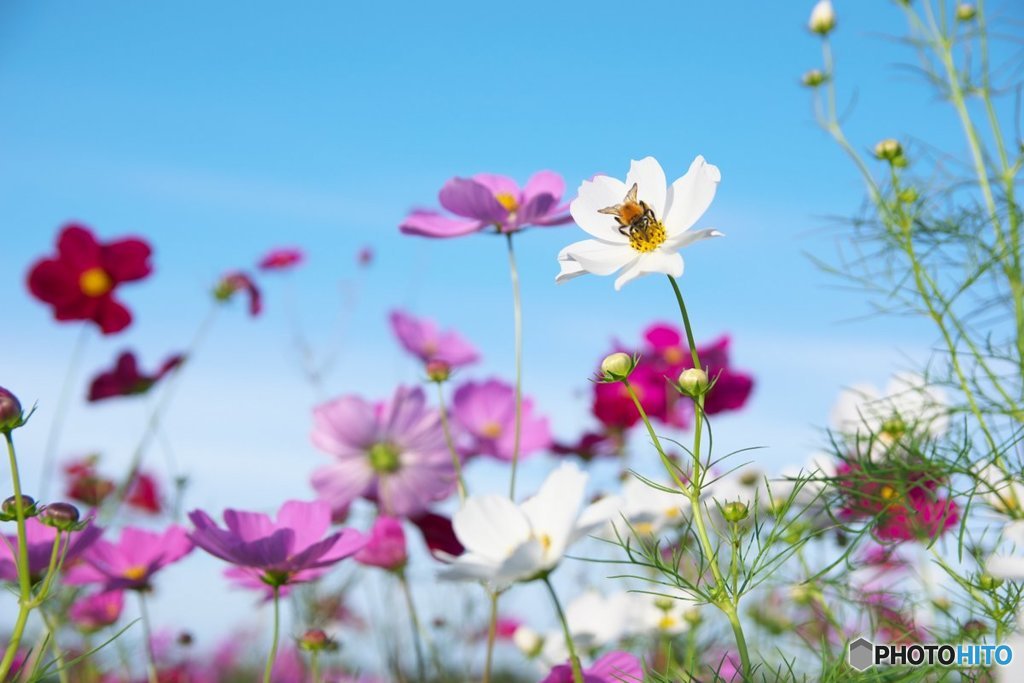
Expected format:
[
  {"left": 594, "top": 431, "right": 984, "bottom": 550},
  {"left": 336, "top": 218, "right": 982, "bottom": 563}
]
[
  {"left": 801, "top": 69, "right": 827, "bottom": 88},
  {"left": 599, "top": 352, "right": 634, "bottom": 381},
  {"left": 808, "top": 1, "right": 836, "bottom": 35},
  {"left": 874, "top": 138, "right": 905, "bottom": 163},
  {"left": 298, "top": 628, "right": 338, "bottom": 652},
  {"left": 654, "top": 596, "right": 675, "bottom": 612},
  {"left": 678, "top": 368, "right": 709, "bottom": 397},
  {"left": 956, "top": 3, "right": 976, "bottom": 21},
  {"left": 898, "top": 187, "right": 918, "bottom": 204},
  {"left": 978, "top": 573, "right": 1003, "bottom": 591},
  {"left": 0, "top": 387, "right": 24, "bottom": 433},
  {"left": 683, "top": 607, "right": 702, "bottom": 626},
  {"left": 425, "top": 360, "right": 451, "bottom": 383},
  {"left": 512, "top": 626, "right": 543, "bottom": 658},
  {"left": 1, "top": 494, "right": 37, "bottom": 520},
  {"left": 39, "top": 502, "right": 81, "bottom": 530},
  {"left": 722, "top": 501, "right": 749, "bottom": 523}
]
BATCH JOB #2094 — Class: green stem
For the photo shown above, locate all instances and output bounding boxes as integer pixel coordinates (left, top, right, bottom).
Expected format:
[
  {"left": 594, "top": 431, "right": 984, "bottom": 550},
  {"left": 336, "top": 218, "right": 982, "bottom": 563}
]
[
  {"left": 542, "top": 577, "right": 583, "bottom": 683},
  {"left": 138, "top": 592, "right": 159, "bottom": 683},
  {"left": 435, "top": 381, "right": 467, "bottom": 502},
  {"left": 39, "top": 608, "right": 70, "bottom": 683},
  {"left": 310, "top": 651, "right": 321, "bottom": 683},
  {"left": 0, "top": 431, "right": 34, "bottom": 681},
  {"left": 506, "top": 233, "right": 524, "bottom": 498},
  {"left": 263, "top": 586, "right": 281, "bottom": 683},
  {"left": 482, "top": 590, "right": 500, "bottom": 683},
  {"left": 684, "top": 625, "right": 699, "bottom": 680},
  {"left": 621, "top": 380, "right": 687, "bottom": 493},
  {"left": 39, "top": 325, "right": 89, "bottom": 499},
  {"left": 398, "top": 571, "right": 427, "bottom": 682}
]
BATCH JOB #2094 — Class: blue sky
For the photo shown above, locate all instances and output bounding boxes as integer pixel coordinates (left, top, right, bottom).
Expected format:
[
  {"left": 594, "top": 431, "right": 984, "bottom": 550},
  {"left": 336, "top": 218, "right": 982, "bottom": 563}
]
[{"left": 1, "top": 0, "right": 1021, "bottom": 664}]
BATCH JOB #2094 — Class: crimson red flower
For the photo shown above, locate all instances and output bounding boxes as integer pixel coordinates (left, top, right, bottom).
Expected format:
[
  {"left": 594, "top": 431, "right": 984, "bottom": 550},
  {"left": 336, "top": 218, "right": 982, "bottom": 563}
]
[
  {"left": 409, "top": 511, "right": 464, "bottom": 557},
  {"left": 27, "top": 224, "right": 152, "bottom": 335},
  {"left": 258, "top": 247, "right": 304, "bottom": 271},
  {"left": 87, "top": 351, "right": 184, "bottom": 402},
  {"left": 125, "top": 472, "right": 162, "bottom": 515},
  {"left": 64, "top": 457, "right": 115, "bottom": 507},
  {"left": 213, "top": 271, "right": 262, "bottom": 316}
]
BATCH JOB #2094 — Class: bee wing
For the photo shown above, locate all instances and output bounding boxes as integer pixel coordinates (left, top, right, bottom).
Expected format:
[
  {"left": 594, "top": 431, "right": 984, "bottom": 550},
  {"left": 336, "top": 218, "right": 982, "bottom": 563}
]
[
  {"left": 597, "top": 204, "right": 622, "bottom": 216},
  {"left": 625, "top": 183, "right": 639, "bottom": 203}
]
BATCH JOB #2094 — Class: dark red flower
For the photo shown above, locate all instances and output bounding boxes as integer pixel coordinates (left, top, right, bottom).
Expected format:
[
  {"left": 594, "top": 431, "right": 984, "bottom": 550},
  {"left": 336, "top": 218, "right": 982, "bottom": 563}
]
[
  {"left": 125, "top": 472, "right": 162, "bottom": 515},
  {"left": 409, "top": 511, "right": 464, "bottom": 557},
  {"left": 258, "top": 247, "right": 304, "bottom": 271},
  {"left": 27, "top": 224, "right": 153, "bottom": 335},
  {"left": 551, "top": 431, "right": 621, "bottom": 461},
  {"left": 64, "top": 457, "right": 116, "bottom": 508},
  {"left": 213, "top": 271, "right": 262, "bottom": 316},
  {"left": 87, "top": 351, "right": 184, "bottom": 402},
  {"left": 704, "top": 368, "right": 755, "bottom": 415},
  {"left": 592, "top": 362, "right": 669, "bottom": 430}
]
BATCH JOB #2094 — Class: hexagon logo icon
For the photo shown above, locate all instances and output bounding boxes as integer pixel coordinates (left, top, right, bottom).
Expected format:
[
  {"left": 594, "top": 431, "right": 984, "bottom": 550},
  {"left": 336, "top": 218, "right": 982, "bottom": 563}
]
[{"left": 849, "top": 637, "right": 874, "bottom": 671}]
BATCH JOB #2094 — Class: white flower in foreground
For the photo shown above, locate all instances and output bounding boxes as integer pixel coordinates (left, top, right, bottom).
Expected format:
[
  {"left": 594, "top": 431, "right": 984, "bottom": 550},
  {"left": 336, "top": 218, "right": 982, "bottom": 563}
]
[
  {"left": 556, "top": 156, "right": 723, "bottom": 290},
  {"left": 986, "top": 521, "right": 1024, "bottom": 579},
  {"left": 438, "top": 462, "right": 614, "bottom": 585},
  {"left": 829, "top": 372, "right": 948, "bottom": 457},
  {"left": 603, "top": 476, "right": 690, "bottom": 538},
  {"left": 977, "top": 462, "right": 1024, "bottom": 517}
]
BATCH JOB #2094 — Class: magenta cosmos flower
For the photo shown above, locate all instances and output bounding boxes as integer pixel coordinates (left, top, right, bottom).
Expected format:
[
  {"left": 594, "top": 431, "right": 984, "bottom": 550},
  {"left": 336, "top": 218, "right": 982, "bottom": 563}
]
[
  {"left": 65, "top": 525, "right": 193, "bottom": 591},
  {"left": 541, "top": 651, "right": 643, "bottom": 683},
  {"left": 258, "top": 247, "right": 304, "bottom": 271},
  {"left": 451, "top": 378, "right": 551, "bottom": 462},
  {"left": 68, "top": 589, "right": 124, "bottom": 632},
  {"left": 311, "top": 386, "right": 458, "bottom": 517},
  {"left": 188, "top": 499, "right": 367, "bottom": 589},
  {"left": 0, "top": 518, "right": 102, "bottom": 583},
  {"left": 389, "top": 310, "right": 479, "bottom": 370},
  {"left": 354, "top": 515, "right": 408, "bottom": 571},
  {"left": 400, "top": 171, "right": 572, "bottom": 237}
]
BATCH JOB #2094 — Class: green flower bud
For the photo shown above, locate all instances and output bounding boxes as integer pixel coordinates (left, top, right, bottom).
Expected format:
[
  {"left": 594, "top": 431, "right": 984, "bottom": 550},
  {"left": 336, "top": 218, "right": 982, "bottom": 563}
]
[
  {"left": 39, "top": 502, "right": 81, "bottom": 531},
  {"left": 801, "top": 69, "right": 828, "bottom": 88},
  {"left": 978, "top": 573, "right": 1003, "bottom": 591},
  {"left": 425, "top": 360, "right": 451, "bottom": 383},
  {"left": 298, "top": 628, "right": 339, "bottom": 652},
  {"left": 1, "top": 494, "right": 38, "bottom": 521},
  {"left": 678, "top": 368, "right": 709, "bottom": 397},
  {"left": 956, "top": 4, "right": 976, "bottom": 21},
  {"left": 874, "top": 139, "right": 905, "bottom": 163},
  {"left": 0, "top": 387, "right": 24, "bottom": 434},
  {"left": 809, "top": 1, "right": 837, "bottom": 35},
  {"left": 599, "top": 352, "right": 635, "bottom": 382},
  {"left": 722, "top": 501, "right": 749, "bottom": 523}
]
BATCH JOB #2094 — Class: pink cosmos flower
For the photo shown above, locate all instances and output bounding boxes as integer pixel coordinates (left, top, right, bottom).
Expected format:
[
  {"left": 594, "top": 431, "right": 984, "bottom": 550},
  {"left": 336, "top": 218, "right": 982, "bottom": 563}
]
[
  {"left": 400, "top": 171, "right": 572, "bottom": 238},
  {"left": 87, "top": 351, "right": 184, "bottom": 402},
  {"left": 125, "top": 472, "right": 163, "bottom": 515},
  {"left": 311, "top": 386, "right": 458, "bottom": 517},
  {"left": 188, "top": 500, "right": 365, "bottom": 590},
  {"left": 69, "top": 590, "right": 124, "bottom": 631},
  {"left": 258, "top": 247, "right": 304, "bottom": 271},
  {"left": 593, "top": 361, "right": 668, "bottom": 430},
  {"left": 0, "top": 518, "right": 102, "bottom": 583},
  {"left": 389, "top": 310, "right": 480, "bottom": 370},
  {"left": 451, "top": 379, "right": 551, "bottom": 462},
  {"left": 354, "top": 516, "right": 408, "bottom": 571},
  {"left": 65, "top": 525, "right": 193, "bottom": 591},
  {"left": 541, "top": 651, "right": 643, "bottom": 683}
]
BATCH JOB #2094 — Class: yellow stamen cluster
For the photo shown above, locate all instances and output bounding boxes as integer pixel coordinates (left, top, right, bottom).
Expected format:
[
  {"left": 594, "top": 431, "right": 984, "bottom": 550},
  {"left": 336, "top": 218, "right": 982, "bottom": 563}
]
[
  {"left": 79, "top": 267, "right": 113, "bottom": 297},
  {"left": 629, "top": 222, "right": 666, "bottom": 253},
  {"left": 495, "top": 193, "right": 519, "bottom": 212},
  {"left": 122, "top": 565, "right": 147, "bottom": 581}
]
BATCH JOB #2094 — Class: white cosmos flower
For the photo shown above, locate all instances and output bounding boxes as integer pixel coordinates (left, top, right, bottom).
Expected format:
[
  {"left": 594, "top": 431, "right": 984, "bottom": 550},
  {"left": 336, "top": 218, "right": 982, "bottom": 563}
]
[
  {"left": 601, "top": 476, "right": 690, "bottom": 539},
  {"left": 438, "top": 462, "right": 614, "bottom": 586},
  {"left": 556, "top": 156, "right": 723, "bottom": 290},
  {"left": 976, "top": 462, "right": 1024, "bottom": 517},
  {"left": 986, "top": 521, "right": 1024, "bottom": 579},
  {"left": 829, "top": 372, "right": 948, "bottom": 459}
]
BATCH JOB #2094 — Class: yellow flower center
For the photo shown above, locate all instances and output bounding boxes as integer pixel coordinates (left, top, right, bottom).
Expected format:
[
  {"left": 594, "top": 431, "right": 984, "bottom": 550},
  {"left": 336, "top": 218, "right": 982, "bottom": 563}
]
[
  {"left": 628, "top": 222, "right": 667, "bottom": 253},
  {"left": 122, "top": 565, "right": 147, "bottom": 581},
  {"left": 537, "top": 533, "right": 552, "bottom": 551},
  {"left": 79, "top": 267, "right": 113, "bottom": 297},
  {"left": 495, "top": 193, "right": 519, "bottom": 212},
  {"left": 665, "top": 507, "right": 681, "bottom": 519},
  {"left": 633, "top": 521, "right": 655, "bottom": 535},
  {"left": 481, "top": 421, "right": 503, "bottom": 439},
  {"left": 879, "top": 485, "right": 898, "bottom": 501},
  {"left": 658, "top": 615, "right": 678, "bottom": 631}
]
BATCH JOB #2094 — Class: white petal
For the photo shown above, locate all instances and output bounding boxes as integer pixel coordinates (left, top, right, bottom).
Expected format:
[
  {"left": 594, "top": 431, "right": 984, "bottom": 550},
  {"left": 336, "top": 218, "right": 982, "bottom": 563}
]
[
  {"left": 521, "top": 462, "right": 587, "bottom": 563},
  {"left": 437, "top": 552, "right": 502, "bottom": 581},
  {"left": 561, "top": 239, "right": 636, "bottom": 276},
  {"left": 987, "top": 554, "right": 1024, "bottom": 580},
  {"left": 665, "top": 228, "right": 724, "bottom": 250},
  {"left": 569, "top": 175, "right": 629, "bottom": 243},
  {"left": 613, "top": 251, "right": 683, "bottom": 290},
  {"left": 662, "top": 155, "right": 721, "bottom": 235},
  {"left": 624, "top": 157, "right": 667, "bottom": 219},
  {"left": 555, "top": 256, "right": 587, "bottom": 284},
  {"left": 453, "top": 495, "right": 531, "bottom": 562},
  {"left": 495, "top": 538, "right": 546, "bottom": 583}
]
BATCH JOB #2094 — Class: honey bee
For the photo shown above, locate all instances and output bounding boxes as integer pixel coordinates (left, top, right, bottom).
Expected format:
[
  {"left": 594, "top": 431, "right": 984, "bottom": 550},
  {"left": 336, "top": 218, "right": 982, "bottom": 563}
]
[{"left": 598, "top": 183, "right": 658, "bottom": 238}]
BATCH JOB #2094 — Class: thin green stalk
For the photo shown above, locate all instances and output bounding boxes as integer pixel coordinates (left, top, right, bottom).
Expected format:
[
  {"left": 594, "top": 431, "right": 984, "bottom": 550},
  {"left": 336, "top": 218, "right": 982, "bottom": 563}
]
[
  {"left": 684, "top": 624, "right": 699, "bottom": 680},
  {"left": 263, "top": 586, "right": 281, "bottom": 683},
  {"left": 39, "top": 608, "right": 71, "bottom": 683},
  {"left": 482, "top": 589, "right": 500, "bottom": 683},
  {"left": 138, "top": 592, "right": 159, "bottom": 683},
  {"left": 397, "top": 571, "right": 427, "bottom": 682},
  {"left": 39, "top": 325, "right": 89, "bottom": 498},
  {"left": 542, "top": 577, "right": 584, "bottom": 683},
  {"left": 311, "top": 651, "right": 322, "bottom": 683},
  {"left": 0, "top": 432, "right": 34, "bottom": 681},
  {"left": 666, "top": 277, "right": 753, "bottom": 679},
  {"left": 506, "top": 233, "right": 524, "bottom": 498},
  {"left": 435, "top": 381, "right": 466, "bottom": 502}
]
